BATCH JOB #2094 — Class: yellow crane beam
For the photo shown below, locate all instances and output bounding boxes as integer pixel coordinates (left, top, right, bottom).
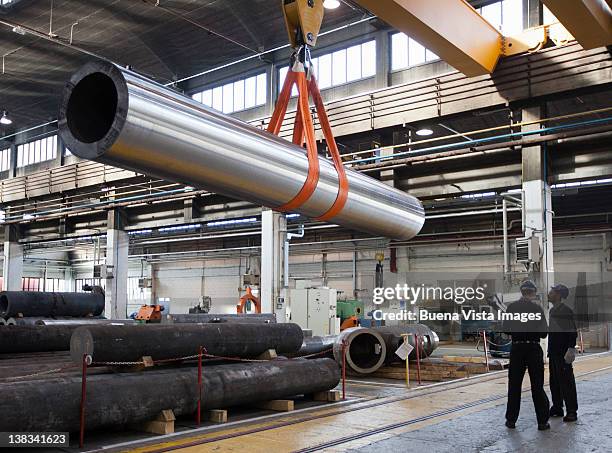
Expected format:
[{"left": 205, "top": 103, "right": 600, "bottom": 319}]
[
  {"left": 541, "top": 0, "right": 612, "bottom": 49},
  {"left": 352, "top": 0, "right": 502, "bottom": 77}
]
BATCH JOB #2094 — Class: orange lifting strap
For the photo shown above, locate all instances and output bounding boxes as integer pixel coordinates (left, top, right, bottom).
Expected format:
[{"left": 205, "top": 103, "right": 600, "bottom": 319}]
[{"left": 267, "top": 68, "right": 348, "bottom": 220}]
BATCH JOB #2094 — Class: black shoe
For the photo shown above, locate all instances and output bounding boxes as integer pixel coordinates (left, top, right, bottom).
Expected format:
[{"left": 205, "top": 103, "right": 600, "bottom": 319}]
[
  {"left": 563, "top": 413, "right": 578, "bottom": 422},
  {"left": 549, "top": 407, "right": 564, "bottom": 417},
  {"left": 538, "top": 423, "right": 551, "bottom": 431},
  {"left": 505, "top": 420, "right": 516, "bottom": 429}
]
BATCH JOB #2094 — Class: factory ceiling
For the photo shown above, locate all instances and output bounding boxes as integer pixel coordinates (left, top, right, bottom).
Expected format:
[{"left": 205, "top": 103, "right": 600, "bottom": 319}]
[{"left": 0, "top": 0, "right": 368, "bottom": 133}]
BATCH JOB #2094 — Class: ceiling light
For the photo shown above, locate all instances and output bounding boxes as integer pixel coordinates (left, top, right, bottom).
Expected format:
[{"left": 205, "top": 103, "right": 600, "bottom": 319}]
[
  {"left": 324, "top": 0, "right": 341, "bottom": 9},
  {"left": 415, "top": 128, "right": 433, "bottom": 136},
  {"left": 0, "top": 111, "right": 12, "bottom": 125}
]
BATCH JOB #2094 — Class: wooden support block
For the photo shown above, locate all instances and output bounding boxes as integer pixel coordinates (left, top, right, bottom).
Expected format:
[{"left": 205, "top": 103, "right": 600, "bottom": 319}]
[
  {"left": 255, "top": 399, "right": 294, "bottom": 412},
  {"left": 135, "top": 410, "right": 175, "bottom": 435},
  {"left": 207, "top": 409, "right": 228, "bottom": 424},
  {"left": 142, "top": 356, "right": 155, "bottom": 367},
  {"left": 256, "top": 349, "right": 277, "bottom": 360},
  {"left": 312, "top": 390, "right": 341, "bottom": 402}
]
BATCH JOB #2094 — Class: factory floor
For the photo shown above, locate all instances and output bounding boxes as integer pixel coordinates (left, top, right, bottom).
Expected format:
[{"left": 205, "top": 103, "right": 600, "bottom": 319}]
[{"left": 93, "top": 351, "right": 612, "bottom": 453}]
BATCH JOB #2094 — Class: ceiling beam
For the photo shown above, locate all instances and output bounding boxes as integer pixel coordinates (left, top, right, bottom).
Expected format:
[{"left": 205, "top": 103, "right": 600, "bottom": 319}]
[
  {"left": 541, "top": 0, "right": 612, "bottom": 49},
  {"left": 352, "top": 0, "right": 502, "bottom": 76}
]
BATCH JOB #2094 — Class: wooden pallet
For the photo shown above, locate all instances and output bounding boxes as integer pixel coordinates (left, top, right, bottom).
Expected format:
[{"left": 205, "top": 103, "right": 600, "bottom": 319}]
[{"left": 371, "top": 357, "right": 507, "bottom": 382}]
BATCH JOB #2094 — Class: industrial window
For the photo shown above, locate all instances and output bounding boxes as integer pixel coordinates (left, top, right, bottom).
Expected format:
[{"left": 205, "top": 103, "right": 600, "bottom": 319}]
[
  {"left": 16, "top": 135, "right": 57, "bottom": 168},
  {"left": 477, "top": 0, "right": 523, "bottom": 35},
  {"left": 192, "top": 73, "right": 267, "bottom": 114},
  {"left": 279, "top": 40, "right": 376, "bottom": 96},
  {"left": 0, "top": 148, "right": 10, "bottom": 171},
  {"left": 391, "top": 34, "right": 439, "bottom": 71},
  {"left": 0, "top": 0, "right": 15, "bottom": 5}
]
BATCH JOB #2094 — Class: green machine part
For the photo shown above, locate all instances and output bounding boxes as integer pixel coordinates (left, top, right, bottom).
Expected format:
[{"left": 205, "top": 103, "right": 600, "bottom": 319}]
[{"left": 337, "top": 300, "right": 365, "bottom": 321}]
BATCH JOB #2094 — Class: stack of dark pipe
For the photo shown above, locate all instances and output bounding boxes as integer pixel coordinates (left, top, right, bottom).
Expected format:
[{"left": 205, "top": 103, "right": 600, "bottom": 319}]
[
  {"left": 0, "top": 322, "right": 340, "bottom": 433},
  {"left": 0, "top": 290, "right": 119, "bottom": 353}
]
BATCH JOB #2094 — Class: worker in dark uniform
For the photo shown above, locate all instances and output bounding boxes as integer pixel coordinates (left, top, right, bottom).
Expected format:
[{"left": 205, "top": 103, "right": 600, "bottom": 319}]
[
  {"left": 503, "top": 280, "right": 550, "bottom": 430},
  {"left": 548, "top": 284, "right": 578, "bottom": 422}
]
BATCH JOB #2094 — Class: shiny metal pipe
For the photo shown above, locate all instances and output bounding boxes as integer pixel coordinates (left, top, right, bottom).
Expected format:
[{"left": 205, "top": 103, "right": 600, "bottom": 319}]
[{"left": 58, "top": 62, "right": 424, "bottom": 239}]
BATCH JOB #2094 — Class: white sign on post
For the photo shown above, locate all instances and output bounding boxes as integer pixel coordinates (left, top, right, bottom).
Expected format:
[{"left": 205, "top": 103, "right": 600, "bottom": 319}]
[{"left": 395, "top": 341, "right": 414, "bottom": 360}]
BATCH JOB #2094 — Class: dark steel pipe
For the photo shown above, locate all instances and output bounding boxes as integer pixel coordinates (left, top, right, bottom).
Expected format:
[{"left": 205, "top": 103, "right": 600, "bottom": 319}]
[
  {"left": 373, "top": 324, "right": 439, "bottom": 361},
  {"left": 70, "top": 323, "right": 304, "bottom": 364},
  {"left": 0, "top": 325, "right": 80, "bottom": 353},
  {"left": 34, "top": 318, "right": 136, "bottom": 326},
  {"left": 0, "top": 291, "right": 104, "bottom": 318},
  {"left": 58, "top": 62, "right": 424, "bottom": 240},
  {"left": 0, "top": 358, "right": 340, "bottom": 433},
  {"left": 167, "top": 313, "right": 277, "bottom": 324}
]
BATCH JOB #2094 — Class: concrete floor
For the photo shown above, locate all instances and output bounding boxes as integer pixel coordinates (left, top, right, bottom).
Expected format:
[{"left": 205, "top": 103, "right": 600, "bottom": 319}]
[
  {"left": 349, "top": 366, "right": 612, "bottom": 453},
  {"left": 119, "top": 352, "right": 612, "bottom": 453}
]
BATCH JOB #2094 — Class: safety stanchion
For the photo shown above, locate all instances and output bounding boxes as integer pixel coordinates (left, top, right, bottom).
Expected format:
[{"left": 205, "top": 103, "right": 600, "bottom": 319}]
[
  {"left": 482, "top": 330, "right": 490, "bottom": 372},
  {"left": 401, "top": 333, "right": 410, "bottom": 387},
  {"left": 196, "top": 346, "right": 203, "bottom": 426},
  {"left": 341, "top": 339, "right": 347, "bottom": 400},
  {"left": 79, "top": 354, "right": 91, "bottom": 448},
  {"left": 415, "top": 334, "right": 422, "bottom": 385}
]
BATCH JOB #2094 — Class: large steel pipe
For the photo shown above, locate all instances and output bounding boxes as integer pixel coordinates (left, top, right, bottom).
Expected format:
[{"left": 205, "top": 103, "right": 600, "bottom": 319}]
[
  {"left": 374, "top": 324, "right": 439, "bottom": 361},
  {"left": 167, "top": 313, "right": 277, "bottom": 324},
  {"left": 58, "top": 62, "right": 425, "bottom": 240},
  {"left": 0, "top": 291, "right": 104, "bottom": 318},
  {"left": 70, "top": 323, "right": 304, "bottom": 364},
  {"left": 0, "top": 358, "right": 339, "bottom": 433},
  {"left": 0, "top": 325, "right": 81, "bottom": 353}
]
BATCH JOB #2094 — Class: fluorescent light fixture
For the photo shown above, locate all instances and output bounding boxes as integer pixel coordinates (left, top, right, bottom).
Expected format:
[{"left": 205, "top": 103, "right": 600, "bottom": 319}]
[
  {"left": 286, "top": 213, "right": 300, "bottom": 219},
  {"left": 324, "top": 0, "right": 341, "bottom": 9},
  {"left": 415, "top": 128, "right": 433, "bottom": 136},
  {"left": 207, "top": 217, "right": 258, "bottom": 227},
  {"left": 0, "top": 111, "right": 12, "bottom": 125}
]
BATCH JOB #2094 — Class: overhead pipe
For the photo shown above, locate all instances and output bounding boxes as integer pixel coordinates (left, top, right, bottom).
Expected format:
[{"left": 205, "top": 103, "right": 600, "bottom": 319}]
[
  {"left": 59, "top": 62, "right": 425, "bottom": 240},
  {"left": 70, "top": 323, "right": 304, "bottom": 364},
  {"left": 0, "top": 358, "right": 340, "bottom": 433}
]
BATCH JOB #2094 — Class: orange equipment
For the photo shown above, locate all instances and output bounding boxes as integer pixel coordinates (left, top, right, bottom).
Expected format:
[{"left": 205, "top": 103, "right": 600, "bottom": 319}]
[
  {"left": 135, "top": 304, "right": 164, "bottom": 323},
  {"left": 268, "top": 0, "right": 348, "bottom": 221},
  {"left": 340, "top": 316, "right": 359, "bottom": 331},
  {"left": 237, "top": 287, "right": 261, "bottom": 314}
]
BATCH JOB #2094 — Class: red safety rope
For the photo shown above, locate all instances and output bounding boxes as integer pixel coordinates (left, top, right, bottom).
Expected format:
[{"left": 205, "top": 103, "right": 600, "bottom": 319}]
[
  {"left": 197, "top": 346, "right": 203, "bottom": 425},
  {"left": 79, "top": 354, "right": 90, "bottom": 448},
  {"left": 415, "top": 334, "right": 422, "bottom": 385},
  {"left": 341, "top": 340, "right": 347, "bottom": 400}
]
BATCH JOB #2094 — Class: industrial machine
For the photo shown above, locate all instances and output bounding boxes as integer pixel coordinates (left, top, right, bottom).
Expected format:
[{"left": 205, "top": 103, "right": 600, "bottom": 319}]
[
  {"left": 336, "top": 299, "right": 365, "bottom": 330},
  {"left": 134, "top": 304, "right": 164, "bottom": 323},
  {"left": 189, "top": 296, "right": 212, "bottom": 314},
  {"left": 290, "top": 287, "right": 340, "bottom": 337}
]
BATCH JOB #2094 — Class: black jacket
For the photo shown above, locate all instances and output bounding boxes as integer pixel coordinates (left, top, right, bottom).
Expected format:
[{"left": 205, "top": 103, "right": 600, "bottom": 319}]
[
  {"left": 548, "top": 302, "right": 577, "bottom": 356},
  {"left": 503, "top": 297, "right": 548, "bottom": 342}
]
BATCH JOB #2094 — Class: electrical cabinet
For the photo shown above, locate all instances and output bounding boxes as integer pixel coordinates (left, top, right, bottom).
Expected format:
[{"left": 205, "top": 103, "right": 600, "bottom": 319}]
[{"left": 290, "top": 287, "right": 340, "bottom": 336}]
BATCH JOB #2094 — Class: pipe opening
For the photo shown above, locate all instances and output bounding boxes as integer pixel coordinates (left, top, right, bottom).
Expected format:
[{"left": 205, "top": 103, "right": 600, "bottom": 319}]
[
  {"left": 348, "top": 333, "right": 384, "bottom": 370},
  {"left": 0, "top": 295, "right": 8, "bottom": 316},
  {"left": 66, "top": 72, "right": 117, "bottom": 144}
]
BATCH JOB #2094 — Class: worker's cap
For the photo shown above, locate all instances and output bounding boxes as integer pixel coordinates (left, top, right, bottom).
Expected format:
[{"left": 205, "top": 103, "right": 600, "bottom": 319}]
[
  {"left": 550, "top": 284, "right": 569, "bottom": 299},
  {"left": 519, "top": 280, "right": 537, "bottom": 292}
]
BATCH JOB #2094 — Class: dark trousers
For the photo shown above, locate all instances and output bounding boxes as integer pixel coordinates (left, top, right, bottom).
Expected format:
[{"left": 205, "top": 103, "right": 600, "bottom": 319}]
[
  {"left": 505, "top": 343, "right": 550, "bottom": 425},
  {"left": 549, "top": 354, "right": 578, "bottom": 414}
]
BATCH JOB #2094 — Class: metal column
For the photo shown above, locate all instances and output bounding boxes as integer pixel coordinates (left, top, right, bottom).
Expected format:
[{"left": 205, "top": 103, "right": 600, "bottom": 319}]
[
  {"left": 521, "top": 106, "right": 554, "bottom": 357},
  {"left": 260, "top": 209, "right": 287, "bottom": 320},
  {"left": 104, "top": 209, "right": 128, "bottom": 319},
  {"left": 2, "top": 224, "right": 23, "bottom": 291}
]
